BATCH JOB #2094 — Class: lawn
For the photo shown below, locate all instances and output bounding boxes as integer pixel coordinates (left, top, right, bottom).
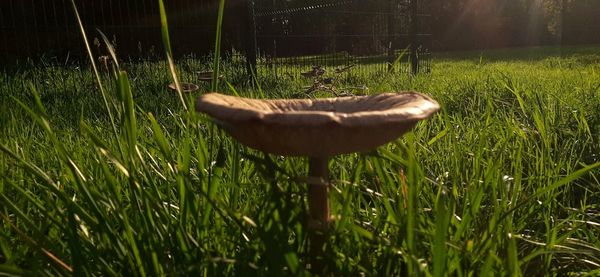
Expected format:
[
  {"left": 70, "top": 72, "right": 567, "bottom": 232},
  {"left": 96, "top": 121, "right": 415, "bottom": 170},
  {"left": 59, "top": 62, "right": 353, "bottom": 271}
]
[{"left": 0, "top": 45, "right": 599, "bottom": 276}]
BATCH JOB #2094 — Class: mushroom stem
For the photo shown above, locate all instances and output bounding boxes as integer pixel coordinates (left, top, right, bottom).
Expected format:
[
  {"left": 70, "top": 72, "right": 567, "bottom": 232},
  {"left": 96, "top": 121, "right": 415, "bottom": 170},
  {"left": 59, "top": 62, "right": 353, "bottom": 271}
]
[
  {"left": 308, "top": 157, "right": 330, "bottom": 225},
  {"left": 307, "top": 157, "right": 330, "bottom": 272}
]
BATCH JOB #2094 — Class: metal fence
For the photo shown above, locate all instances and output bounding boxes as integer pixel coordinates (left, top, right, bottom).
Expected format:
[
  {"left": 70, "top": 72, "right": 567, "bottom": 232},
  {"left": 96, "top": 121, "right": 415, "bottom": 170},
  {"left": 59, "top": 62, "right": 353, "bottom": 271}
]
[
  {"left": 252, "top": 0, "right": 432, "bottom": 77},
  {"left": 0, "top": 0, "right": 431, "bottom": 77},
  {"left": 0, "top": 0, "right": 228, "bottom": 64}
]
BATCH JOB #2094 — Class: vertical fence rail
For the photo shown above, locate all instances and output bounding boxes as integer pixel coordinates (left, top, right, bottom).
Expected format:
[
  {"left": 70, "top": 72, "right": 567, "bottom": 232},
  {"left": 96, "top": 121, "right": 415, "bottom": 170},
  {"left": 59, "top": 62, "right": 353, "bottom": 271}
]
[
  {"left": 1, "top": 0, "right": 431, "bottom": 81},
  {"left": 252, "top": 0, "right": 432, "bottom": 79},
  {"left": 0, "top": 0, "right": 232, "bottom": 66}
]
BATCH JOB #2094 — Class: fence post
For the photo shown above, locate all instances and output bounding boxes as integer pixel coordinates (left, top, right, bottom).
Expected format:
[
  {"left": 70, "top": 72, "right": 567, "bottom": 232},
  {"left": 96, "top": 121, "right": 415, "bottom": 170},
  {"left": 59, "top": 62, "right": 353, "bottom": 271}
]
[
  {"left": 244, "top": 0, "right": 258, "bottom": 76},
  {"left": 387, "top": 0, "right": 395, "bottom": 72},
  {"left": 409, "top": 0, "right": 419, "bottom": 75}
]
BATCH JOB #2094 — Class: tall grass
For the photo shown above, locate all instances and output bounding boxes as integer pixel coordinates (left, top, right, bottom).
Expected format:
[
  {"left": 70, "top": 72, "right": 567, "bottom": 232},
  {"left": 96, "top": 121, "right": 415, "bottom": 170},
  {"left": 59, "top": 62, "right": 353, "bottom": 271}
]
[{"left": 0, "top": 2, "right": 599, "bottom": 275}]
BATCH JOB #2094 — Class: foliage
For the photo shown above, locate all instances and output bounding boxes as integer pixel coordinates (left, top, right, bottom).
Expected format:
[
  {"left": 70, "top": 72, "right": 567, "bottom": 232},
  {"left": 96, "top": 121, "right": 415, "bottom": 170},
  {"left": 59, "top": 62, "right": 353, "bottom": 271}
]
[
  {"left": 431, "top": 0, "right": 600, "bottom": 50},
  {"left": 0, "top": 44, "right": 599, "bottom": 275}
]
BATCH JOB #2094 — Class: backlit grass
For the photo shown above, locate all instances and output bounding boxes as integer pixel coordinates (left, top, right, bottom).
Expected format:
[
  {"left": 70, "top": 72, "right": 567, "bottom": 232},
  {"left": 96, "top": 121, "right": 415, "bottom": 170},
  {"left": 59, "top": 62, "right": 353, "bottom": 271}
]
[{"left": 0, "top": 45, "right": 599, "bottom": 275}]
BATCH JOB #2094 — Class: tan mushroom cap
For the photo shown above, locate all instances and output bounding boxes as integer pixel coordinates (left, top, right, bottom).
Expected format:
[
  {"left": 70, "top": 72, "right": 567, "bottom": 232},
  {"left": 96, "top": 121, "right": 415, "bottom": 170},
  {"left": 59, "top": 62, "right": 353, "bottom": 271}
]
[
  {"left": 196, "top": 71, "right": 223, "bottom": 82},
  {"left": 168, "top": 82, "right": 199, "bottom": 93},
  {"left": 196, "top": 92, "right": 440, "bottom": 157}
]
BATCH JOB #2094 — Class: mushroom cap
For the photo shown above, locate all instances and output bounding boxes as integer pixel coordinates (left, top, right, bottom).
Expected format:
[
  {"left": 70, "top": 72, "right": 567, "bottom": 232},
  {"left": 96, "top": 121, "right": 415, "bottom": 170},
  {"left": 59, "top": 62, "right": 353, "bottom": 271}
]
[
  {"left": 168, "top": 82, "right": 199, "bottom": 93},
  {"left": 196, "top": 92, "right": 440, "bottom": 157},
  {"left": 196, "top": 71, "right": 213, "bottom": 81},
  {"left": 196, "top": 71, "right": 223, "bottom": 82}
]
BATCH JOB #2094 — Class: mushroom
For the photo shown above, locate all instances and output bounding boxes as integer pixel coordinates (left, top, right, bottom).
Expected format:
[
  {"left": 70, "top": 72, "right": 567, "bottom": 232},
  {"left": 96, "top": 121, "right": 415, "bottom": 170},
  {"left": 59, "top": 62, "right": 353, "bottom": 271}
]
[
  {"left": 196, "top": 71, "right": 224, "bottom": 82},
  {"left": 334, "top": 64, "right": 355, "bottom": 74},
  {"left": 195, "top": 92, "right": 439, "bottom": 271},
  {"left": 300, "top": 65, "right": 325, "bottom": 78},
  {"left": 98, "top": 55, "right": 111, "bottom": 73},
  {"left": 168, "top": 82, "right": 199, "bottom": 93}
]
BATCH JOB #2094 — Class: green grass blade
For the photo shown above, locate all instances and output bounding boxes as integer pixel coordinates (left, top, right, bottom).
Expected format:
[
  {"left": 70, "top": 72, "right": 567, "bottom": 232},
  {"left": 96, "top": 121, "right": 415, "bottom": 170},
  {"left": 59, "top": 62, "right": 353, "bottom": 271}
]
[
  {"left": 0, "top": 264, "right": 27, "bottom": 276},
  {"left": 499, "top": 162, "right": 600, "bottom": 222},
  {"left": 157, "top": 0, "right": 188, "bottom": 111},
  {"left": 147, "top": 112, "right": 172, "bottom": 157},
  {"left": 211, "top": 0, "right": 226, "bottom": 91},
  {"left": 118, "top": 71, "right": 137, "bottom": 153},
  {"left": 69, "top": 0, "right": 123, "bottom": 157},
  {"left": 433, "top": 190, "right": 450, "bottom": 277}
]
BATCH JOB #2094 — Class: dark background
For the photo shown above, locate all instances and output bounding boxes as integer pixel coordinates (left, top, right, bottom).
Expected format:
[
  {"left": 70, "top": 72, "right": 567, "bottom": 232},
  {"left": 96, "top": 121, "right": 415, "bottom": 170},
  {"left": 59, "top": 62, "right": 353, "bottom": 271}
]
[{"left": 0, "top": 0, "right": 598, "bottom": 64}]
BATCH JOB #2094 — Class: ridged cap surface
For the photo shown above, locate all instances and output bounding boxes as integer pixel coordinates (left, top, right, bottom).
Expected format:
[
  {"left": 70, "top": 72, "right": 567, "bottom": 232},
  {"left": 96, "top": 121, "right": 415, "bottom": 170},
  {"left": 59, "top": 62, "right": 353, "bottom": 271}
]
[{"left": 196, "top": 92, "right": 440, "bottom": 157}]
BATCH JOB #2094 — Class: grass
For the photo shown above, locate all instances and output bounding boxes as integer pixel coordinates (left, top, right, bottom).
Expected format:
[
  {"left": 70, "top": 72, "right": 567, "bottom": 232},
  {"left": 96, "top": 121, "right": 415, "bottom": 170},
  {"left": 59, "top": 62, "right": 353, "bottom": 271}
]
[
  {"left": 0, "top": 43, "right": 599, "bottom": 276},
  {"left": 1, "top": 12, "right": 600, "bottom": 276}
]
